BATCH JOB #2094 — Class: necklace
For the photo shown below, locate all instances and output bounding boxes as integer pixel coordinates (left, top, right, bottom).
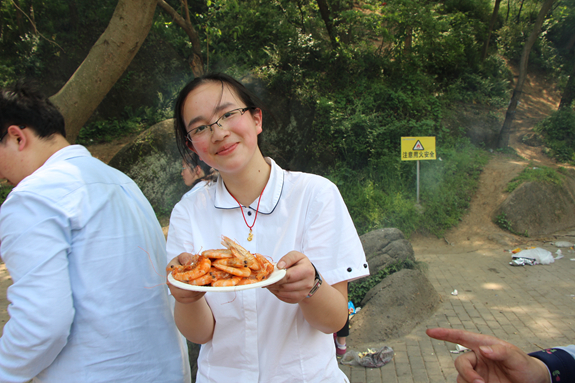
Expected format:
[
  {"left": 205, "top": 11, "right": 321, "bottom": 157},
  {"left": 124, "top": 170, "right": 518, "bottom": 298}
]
[{"left": 229, "top": 185, "right": 266, "bottom": 241}]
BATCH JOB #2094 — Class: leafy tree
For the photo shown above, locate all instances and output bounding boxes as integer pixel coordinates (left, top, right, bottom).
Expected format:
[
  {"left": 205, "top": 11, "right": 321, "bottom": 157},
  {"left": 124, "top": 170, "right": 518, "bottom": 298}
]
[
  {"left": 156, "top": 0, "right": 204, "bottom": 76},
  {"left": 498, "top": 0, "right": 555, "bottom": 148},
  {"left": 559, "top": 51, "right": 575, "bottom": 110},
  {"left": 48, "top": 0, "right": 157, "bottom": 143},
  {"left": 481, "top": 0, "right": 502, "bottom": 61}
]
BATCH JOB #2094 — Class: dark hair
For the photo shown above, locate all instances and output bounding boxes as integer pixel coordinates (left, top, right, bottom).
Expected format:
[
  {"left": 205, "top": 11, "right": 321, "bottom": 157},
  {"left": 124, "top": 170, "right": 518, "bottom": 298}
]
[
  {"left": 173, "top": 73, "right": 268, "bottom": 166},
  {"left": 185, "top": 152, "right": 218, "bottom": 186},
  {"left": 0, "top": 80, "right": 66, "bottom": 140}
]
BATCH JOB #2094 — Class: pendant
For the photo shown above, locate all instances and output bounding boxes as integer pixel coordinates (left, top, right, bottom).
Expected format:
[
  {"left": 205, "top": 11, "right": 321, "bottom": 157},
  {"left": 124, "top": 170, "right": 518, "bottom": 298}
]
[{"left": 247, "top": 230, "right": 253, "bottom": 242}]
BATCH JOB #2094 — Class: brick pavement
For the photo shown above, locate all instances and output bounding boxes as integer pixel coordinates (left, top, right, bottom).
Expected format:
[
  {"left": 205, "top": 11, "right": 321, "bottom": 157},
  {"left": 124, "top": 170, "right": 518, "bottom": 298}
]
[{"left": 339, "top": 236, "right": 575, "bottom": 383}]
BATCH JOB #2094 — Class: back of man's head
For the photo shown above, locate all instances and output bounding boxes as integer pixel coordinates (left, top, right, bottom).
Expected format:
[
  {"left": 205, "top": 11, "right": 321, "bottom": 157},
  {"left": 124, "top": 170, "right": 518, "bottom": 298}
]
[{"left": 0, "top": 81, "right": 66, "bottom": 139}]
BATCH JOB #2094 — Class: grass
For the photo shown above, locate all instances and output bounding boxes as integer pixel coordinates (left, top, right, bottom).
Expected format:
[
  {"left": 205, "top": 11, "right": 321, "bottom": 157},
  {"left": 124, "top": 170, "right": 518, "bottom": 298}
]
[
  {"left": 348, "top": 259, "right": 424, "bottom": 307},
  {"left": 0, "top": 183, "right": 13, "bottom": 205},
  {"left": 505, "top": 164, "right": 565, "bottom": 193},
  {"left": 330, "top": 139, "right": 489, "bottom": 238}
]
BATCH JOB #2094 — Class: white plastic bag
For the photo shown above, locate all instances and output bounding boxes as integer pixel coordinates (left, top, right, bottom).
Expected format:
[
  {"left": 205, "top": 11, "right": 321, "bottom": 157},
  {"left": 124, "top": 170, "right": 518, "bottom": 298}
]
[{"left": 512, "top": 248, "right": 554, "bottom": 265}]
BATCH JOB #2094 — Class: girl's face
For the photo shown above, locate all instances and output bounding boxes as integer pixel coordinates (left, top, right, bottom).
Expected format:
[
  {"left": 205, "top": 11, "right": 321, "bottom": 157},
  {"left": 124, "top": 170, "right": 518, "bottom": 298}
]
[{"left": 182, "top": 82, "right": 262, "bottom": 176}]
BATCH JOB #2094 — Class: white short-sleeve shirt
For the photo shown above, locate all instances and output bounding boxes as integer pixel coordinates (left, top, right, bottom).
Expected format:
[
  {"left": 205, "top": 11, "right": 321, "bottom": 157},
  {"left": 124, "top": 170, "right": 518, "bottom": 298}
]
[{"left": 167, "top": 158, "right": 369, "bottom": 383}]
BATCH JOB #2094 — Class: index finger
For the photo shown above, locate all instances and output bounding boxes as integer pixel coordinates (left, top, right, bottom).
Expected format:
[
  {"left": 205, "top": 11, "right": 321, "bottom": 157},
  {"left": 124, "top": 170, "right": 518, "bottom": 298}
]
[{"left": 426, "top": 328, "right": 508, "bottom": 349}]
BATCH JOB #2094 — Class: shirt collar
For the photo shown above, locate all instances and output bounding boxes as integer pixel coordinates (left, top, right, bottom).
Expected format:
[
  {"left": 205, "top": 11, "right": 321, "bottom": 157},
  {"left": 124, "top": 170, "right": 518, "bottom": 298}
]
[
  {"left": 214, "top": 157, "right": 284, "bottom": 215},
  {"left": 42, "top": 145, "right": 92, "bottom": 168}
]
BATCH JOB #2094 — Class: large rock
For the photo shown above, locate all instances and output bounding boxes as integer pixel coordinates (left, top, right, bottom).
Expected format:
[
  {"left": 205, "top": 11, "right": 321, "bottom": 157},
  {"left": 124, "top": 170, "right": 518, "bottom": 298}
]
[
  {"left": 108, "top": 119, "right": 188, "bottom": 218},
  {"left": 494, "top": 176, "right": 575, "bottom": 237},
  {"left": 359, "top": 228, "right": 415, "bottom": 274},
  {"left": 348, "top": 269, "right": 441, "bottom": 349}
]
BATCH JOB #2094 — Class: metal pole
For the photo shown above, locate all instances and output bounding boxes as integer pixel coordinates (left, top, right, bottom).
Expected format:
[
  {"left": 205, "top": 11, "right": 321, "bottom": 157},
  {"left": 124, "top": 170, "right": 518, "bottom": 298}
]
[{"left": 416, "top": 160, "right": 420, "bottom": 204}]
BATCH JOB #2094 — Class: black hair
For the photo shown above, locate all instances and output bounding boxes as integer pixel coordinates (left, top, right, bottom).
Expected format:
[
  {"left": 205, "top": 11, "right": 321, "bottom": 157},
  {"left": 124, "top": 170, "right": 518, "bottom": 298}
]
[
  {"left": 184, "top": 152, "right": 218, "bottom": 186},
  {"left": 173, "top": 73, "right": 269, "bottom": 166},
  {"left": 0, "top": 80, "right": 66, "bottom": 140}
]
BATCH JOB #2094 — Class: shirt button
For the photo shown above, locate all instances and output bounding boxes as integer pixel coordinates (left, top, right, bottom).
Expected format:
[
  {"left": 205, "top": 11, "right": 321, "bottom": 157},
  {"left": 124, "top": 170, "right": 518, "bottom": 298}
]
[
  {"left": 247, "top": 211, "right": 252, "bottom": 216},
  {"left": 347, "top": 267, "right": 352, "bottom": 272},
  {"left": 363, "top": 263, "right": 368, "bottom": 268}
]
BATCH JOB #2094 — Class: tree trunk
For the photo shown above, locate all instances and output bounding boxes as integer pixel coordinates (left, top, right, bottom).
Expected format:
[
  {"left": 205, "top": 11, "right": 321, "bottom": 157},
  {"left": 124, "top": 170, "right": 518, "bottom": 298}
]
[
  {"left": 316, "top": 0, "right": 338, "bottom": 48},
  {"left": 49, "top": 0, "right": 157, "bottom": 143},
  {"left": 157, "top": 0, "right": 204, "bottom": 77},
  {"left": 516, "top": 0, "right": 525, "bottom": 23},
  {"left": 481, "top": 0, "right": 502, "bottom": 61},
  {"left": 498, "top": 0, "right": 555, "bottom": 148},
  {"left": 559, "top": 52, "right": 575, "bottom": 110},
  {"left": 404, "top": 27, "right": 412, "bottom": 55}
]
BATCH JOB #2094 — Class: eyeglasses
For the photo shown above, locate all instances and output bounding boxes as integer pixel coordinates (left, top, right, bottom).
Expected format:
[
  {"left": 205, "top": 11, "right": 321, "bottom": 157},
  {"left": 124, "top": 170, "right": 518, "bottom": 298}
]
[
  {"left": 186, "top": 107, "right": 254, "bottom": 145},
  {"left": 0, "top": 126, "right": 25, "bottom": 143}
]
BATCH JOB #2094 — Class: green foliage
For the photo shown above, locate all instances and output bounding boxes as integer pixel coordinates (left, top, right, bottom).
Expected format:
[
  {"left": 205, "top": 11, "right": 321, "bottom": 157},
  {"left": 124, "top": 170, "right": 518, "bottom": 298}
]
[
  {"left": 494, "top": 212, "right": 516, "bottom": 233},
  {"left": 0, "top": 183, "right": 13, "bottom": 206},
  {"left": 534, "top": 109, "right": 575, "bottom": 164},
  {"left": 348, "top": 259, "right": 422, "bottom": 307},
  {"left": 494, "top": 212, "right": 529, "bottom": 237},
  {"left": 419, "top": 140, "right": 489, "bottom": 236},
  {"left": 505, "top": 165, "right": 565, "bottom": 193},
  {"left": 76, "top": 103, "right": 172, "bottom": 144},
  {"left": 328, "top": 139, "right": 489, "bottom": 237}
]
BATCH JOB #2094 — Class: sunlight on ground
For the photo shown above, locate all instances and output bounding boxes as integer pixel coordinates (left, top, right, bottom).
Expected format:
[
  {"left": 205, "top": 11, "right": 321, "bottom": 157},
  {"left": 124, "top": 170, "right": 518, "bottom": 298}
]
[{"left": 482, "top": 282, "right": 504, "bottom": 290}]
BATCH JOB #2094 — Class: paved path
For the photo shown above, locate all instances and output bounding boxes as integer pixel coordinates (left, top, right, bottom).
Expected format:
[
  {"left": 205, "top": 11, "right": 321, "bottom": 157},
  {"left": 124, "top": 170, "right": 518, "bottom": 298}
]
[{"left": 338, "top": 236, "right": 575, "bottom": 383}]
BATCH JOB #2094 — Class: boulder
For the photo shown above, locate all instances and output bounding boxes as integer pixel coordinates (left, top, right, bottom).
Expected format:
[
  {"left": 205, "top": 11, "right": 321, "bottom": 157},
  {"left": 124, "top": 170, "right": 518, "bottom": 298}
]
[
  {"left": 348, "top": 269, "right": 441, "bottom": 349},
  {"left": 359, "top": 228, "right": 415, "bottom": 274},
  {"left": 494, "top": 176, "right": 575, "bottom": 237},
  {"left": 108, "top": 119, "right": 188, "bottom": 218}
]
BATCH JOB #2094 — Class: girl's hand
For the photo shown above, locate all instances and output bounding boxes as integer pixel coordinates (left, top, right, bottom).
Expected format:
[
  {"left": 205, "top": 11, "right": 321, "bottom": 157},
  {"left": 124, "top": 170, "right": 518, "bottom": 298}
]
[
  {"left": 266, "top": 251, "right": 316, "bottom": 304},
  {"left": 166, "top": 253, "right": 206, "bottom": 304}
]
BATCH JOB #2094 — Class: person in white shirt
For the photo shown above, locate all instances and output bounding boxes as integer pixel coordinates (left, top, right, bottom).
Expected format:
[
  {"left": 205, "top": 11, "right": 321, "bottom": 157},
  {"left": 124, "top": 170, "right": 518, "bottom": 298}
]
[
  {"left": 166, "top": 73, "right": 370, "bottom": 382},
  {"left": 0, "top": 81, "right": 190, "bottom": 383}
]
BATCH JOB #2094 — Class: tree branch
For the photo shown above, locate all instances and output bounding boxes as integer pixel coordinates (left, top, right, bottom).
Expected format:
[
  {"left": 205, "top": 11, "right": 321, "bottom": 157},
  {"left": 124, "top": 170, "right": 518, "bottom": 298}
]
[{"left": 9, "top": 0, "right": 64, "bottom": 52}]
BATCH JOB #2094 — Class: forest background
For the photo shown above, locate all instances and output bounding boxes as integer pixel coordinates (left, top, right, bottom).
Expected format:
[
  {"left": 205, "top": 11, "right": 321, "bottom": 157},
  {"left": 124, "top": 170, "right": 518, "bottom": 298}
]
[{"left": 0, "top": 0, "right": 574, "bottom": 239}]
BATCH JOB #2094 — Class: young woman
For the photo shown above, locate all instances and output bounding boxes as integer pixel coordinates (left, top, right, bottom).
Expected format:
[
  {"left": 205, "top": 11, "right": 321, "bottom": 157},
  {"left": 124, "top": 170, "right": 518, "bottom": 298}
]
[{"left": 166, "top": 73, "right": 369, "bottom": 382}]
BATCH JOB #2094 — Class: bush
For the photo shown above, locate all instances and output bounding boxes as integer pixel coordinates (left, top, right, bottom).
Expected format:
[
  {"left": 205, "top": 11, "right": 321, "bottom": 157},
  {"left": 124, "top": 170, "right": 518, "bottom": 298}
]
[
  {"left": 348, "top": 259, "right": 422, "bottom": 307},
  {"left": 535, "top": 109, "right": 575, "bottom": 164},
  {"left": 0, "top": 183, "right": 13, "bottom": 206},
  {"left": 505, "top": 164, "right": 565, "bottom": 192}
]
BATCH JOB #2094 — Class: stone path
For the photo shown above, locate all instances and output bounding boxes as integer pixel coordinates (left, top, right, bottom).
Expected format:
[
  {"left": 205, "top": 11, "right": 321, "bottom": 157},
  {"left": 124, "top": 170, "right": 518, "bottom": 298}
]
[{"left": 338, "top": 236, "right": 575, "bottom": 383}]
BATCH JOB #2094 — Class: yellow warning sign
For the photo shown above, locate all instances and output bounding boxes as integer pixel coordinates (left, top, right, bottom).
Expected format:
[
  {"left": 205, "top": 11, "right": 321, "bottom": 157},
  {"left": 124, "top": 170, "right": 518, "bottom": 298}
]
[{"left": 401, "top": 137, "right": 436, "bottom": 161}]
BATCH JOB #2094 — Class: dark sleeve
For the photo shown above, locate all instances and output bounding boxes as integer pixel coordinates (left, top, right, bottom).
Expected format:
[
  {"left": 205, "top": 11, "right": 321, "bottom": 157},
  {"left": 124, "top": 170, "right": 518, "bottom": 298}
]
[{"left": 529, "top": 348, "right": 575, "bottom": 382}]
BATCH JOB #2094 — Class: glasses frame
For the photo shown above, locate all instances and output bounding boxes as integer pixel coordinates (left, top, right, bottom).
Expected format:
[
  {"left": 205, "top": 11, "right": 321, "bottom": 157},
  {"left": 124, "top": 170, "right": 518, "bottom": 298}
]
[
  {"left": 185, "top": 107, "right": 255, "bottom": 145},
  {"left": 0, "top": 126, "right": 25, "bottom": 143}
]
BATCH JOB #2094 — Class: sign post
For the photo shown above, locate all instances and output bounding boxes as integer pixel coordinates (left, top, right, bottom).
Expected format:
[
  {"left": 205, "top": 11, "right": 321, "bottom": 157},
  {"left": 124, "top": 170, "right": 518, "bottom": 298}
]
[{"left": 400, "top": 137, "right": 436, "bottom": 204}]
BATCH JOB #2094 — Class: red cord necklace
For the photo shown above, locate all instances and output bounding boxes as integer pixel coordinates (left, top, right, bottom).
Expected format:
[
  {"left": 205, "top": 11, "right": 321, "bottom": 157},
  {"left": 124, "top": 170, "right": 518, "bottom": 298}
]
[{"left": 229, "top": 185, "right": 266, "bottom": 241}]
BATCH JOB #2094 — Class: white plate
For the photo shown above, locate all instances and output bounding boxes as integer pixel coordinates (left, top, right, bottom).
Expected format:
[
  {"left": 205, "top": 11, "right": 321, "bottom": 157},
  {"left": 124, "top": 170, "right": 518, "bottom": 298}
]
[{"left": 168, "top": 264, "right": 286, "bottom": 292}]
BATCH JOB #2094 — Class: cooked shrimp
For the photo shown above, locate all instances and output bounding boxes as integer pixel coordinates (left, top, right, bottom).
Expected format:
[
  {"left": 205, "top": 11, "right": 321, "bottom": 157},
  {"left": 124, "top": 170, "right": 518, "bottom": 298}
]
[
  {"left": 211, "top": 276, "right": 242, "bottom": 287},
  {"left": 221, "top": 236, "right": 257, "bottom": 265},
  {"left": 211, "top": 263, "right": 251, "bottom": 277},
  {"left": 207, "top": 267, "right": 232, "bottom": 280},
  {"left": 254, "top": 253, "right": 274, "bottom": 281},
  {"left": 202, "top": 249, "right": 233, "bottom": 259},
  {"left": 171, "top": 256, "right": 211, "bottom": 282},
  {"left": 212, "top": 258, "right": 249, "bottom": 269},
  {"left": 187, "top": 273, "right": 215, "bottom": 286},
  {"left": 236, "top": 275, "right": 260, "bottom": 285}
]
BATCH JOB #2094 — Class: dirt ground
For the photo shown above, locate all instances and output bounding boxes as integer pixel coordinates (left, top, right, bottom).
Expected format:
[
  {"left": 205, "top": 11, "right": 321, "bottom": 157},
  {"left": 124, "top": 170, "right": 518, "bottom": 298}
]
[
  {"left": 411, "top": 67, "right": 573, "bottom": 252},
  {"left": 0, "top": 68, "right": 573, "bottom": 340}
]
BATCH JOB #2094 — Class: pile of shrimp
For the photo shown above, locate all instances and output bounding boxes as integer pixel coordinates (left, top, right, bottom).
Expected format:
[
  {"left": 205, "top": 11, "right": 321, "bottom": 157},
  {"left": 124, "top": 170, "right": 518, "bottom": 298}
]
[{"left": 168, "top": 235, "right": 275, "bottom": 287}]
